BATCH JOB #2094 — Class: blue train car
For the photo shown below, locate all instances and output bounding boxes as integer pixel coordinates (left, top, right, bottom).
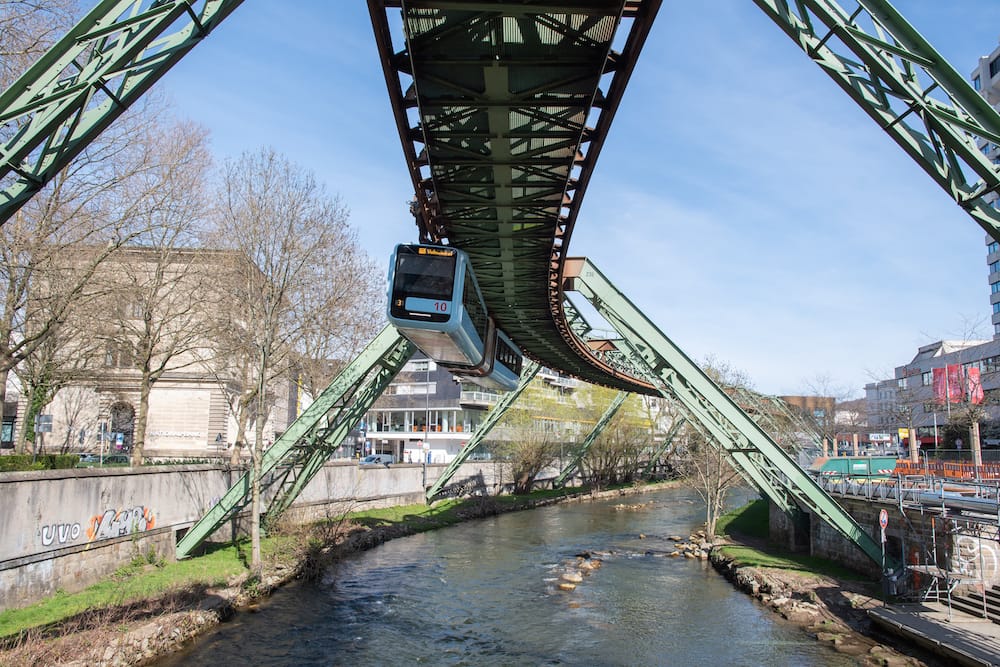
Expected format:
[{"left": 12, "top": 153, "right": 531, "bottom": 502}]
[{"left": 387, "top": 244, "right": 522, "bottom": 391}]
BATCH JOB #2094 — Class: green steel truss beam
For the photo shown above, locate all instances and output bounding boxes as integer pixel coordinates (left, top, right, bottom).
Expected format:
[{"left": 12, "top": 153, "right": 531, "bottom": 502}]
[
  {"left": 642, "top": 416, "right": 687, "bottom": 477},
  {"left": 767, "top": 396, "right": 826, "bottom": 450},
  {"left": 265, "top": 335, "right": 415, "bottom": 519},
  {"left": 559, "top": 302, "right": 768, "bottom": 489},
  {"left": 753, "top": 0, "right": 1000, "bottom": 242},
  {"left": 585, "top": 301, "right": 801, "bottom": 514},
  {"left": 176, "top": 327, "right": 414, "bottom": 558},
  {"left": 563, "top": 257, "right": 891, "bottom": 569},
  {"left": 731, "top": 387, "right": 810, "bottom": 454},
  {"left": 0, "top": 0, "right": 244, "bottom": 225},
  {"left": 553, "top": 391, "right": 627, "bottom": 488},
  {"left": 425, "top": 359, "right": 541, "bottom": 501}
]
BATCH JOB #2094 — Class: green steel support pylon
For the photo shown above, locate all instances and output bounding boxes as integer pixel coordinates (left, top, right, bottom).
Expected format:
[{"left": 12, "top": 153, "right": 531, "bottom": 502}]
[
  {"left": 424, "top": 360, "right": 540, "bottom": 502},
  {"left": 176, "top": 326, "right": 414, "bottom": 558},
  {"left": 563, "top": 257, "right": 892, "bottom": 570},
  {"left": 553, "top": 391, "right": 628, "bottom": 488},
  {"left": 0, "top": 0, "right": 245, "bottom": 225},
  {"left": 642, "top": 417, "right": 687, "bottom": 477},
  {"left": 265, "top": 335, "right": 415, "bottom": 520},
  {"left": 608, "top": 323, "right": 803, "bottom": 516},
  {"left": 561, "top": 305, "right": 783, "bottom": 499},
  {"left": 753, "top": 0, "right": 1000, "bottom": 242}
]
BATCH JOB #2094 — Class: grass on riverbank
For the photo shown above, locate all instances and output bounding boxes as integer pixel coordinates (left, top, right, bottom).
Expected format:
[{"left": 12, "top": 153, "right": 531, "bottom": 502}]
[
  {"left": 715, "top": 499, "right": 868, "bottom": 582},
  {"left": 0, "top": 486, "right": 593, "bottom": 641}
]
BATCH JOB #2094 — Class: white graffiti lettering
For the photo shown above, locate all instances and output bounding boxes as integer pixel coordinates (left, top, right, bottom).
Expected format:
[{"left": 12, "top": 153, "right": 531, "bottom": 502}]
[
  {"left": 39, "top": 522, "right": 82, "bottom": 546},
  {"left": 955, "top": 534, "right": 1000, "bottom": 580}
]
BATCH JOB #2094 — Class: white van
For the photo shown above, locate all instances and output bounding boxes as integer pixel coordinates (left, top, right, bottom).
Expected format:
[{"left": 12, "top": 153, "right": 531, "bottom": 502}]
[{"left": 360, "top": 454, "right": 395, "bottom": 465}]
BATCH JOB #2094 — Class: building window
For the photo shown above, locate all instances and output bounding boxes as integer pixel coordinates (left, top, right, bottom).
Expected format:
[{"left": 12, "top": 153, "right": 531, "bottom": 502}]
[
  {"left": 991, "top": 261, "right": 1000, "bottom": 274},
  {"left": 975, "top": 75, "right": 982, "bottom": 90},
  {"left": 408, "top": 360, "right": 430, "bottom": 373},
  {"left": 990, "top": 241, "right": 1000, "bottom": 254},
  {"left": 896, "top": 378, "right": 907, "bottom": 390},
  {"left": 390, "top": 382, "right": 433, "bottom": 396},
  {"left": 104, "top": 343, "right": 133, "bottom": 368},
  {"left": 991, "top": 57, "right": 1000, "bottom": 78},
  {"left": 921, "top": 370, "right": 932, "bottom": 386},
  {"left": 992, "top": 281, "right": 1000, "bottom": 294}
]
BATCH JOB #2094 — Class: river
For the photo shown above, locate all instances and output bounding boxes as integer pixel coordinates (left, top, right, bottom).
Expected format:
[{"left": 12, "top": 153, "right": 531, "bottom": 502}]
[{"left": 158, "top": 486, "right": 855, "bottom": 666}]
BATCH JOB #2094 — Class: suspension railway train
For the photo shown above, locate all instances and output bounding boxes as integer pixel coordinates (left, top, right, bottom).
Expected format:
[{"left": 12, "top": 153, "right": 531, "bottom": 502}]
[{"left": 387, "top": 244, "right": 523, "bottom": 391}]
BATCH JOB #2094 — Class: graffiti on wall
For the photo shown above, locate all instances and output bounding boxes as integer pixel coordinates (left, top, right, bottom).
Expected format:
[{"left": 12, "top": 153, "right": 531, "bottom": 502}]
[
  {"left": 38, "top": 505, "right": 156, "bottom": 547},
  {"left": 40, "top": 522, "right": 81, "bottom": 546},
  {"left": 954, "top": 532, "right": 1000, "bottom": 581}
]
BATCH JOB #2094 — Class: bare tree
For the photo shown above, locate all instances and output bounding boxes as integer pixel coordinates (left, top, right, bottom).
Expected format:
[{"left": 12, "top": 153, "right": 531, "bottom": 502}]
[
  {"left": 291, "top": 237, "right": 382, "bottom": 401},
  {"left": 88, "top": 120, "right": 212, "bottom": 464},
  {"left": 579, "top": 386, "right": 653, "bottom": 487},
  {"left": 674, "top": 357, "right": 753, "bottom": 538},
  {"left": 0, "top": 1, "right": 77, "bottom": 89},
  {"left": 210, "top": 147, "right": 369, "bottom": 573},
  {"left": 488, "top": 381, "right": 573, "bottom": 493},
  {"left": 0, "top": 92, "right": 200, "bottom": 452}
]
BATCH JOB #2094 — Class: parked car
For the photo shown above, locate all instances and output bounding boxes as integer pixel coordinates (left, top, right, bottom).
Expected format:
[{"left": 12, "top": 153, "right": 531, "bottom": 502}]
[
  {"left": 360, "top": 454, "right": 394, "bottom": 465},
  {"left": 76, "top": 453, "right": 130, "bottom": 467},
  {"left": 76, "top": 454, "right": 101, "bottom": 466}
]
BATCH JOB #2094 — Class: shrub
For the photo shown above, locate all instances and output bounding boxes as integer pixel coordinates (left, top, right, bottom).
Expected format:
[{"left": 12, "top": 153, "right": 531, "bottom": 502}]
[{"left": 0, "top": 454, "right": 81, "bottom": 472}]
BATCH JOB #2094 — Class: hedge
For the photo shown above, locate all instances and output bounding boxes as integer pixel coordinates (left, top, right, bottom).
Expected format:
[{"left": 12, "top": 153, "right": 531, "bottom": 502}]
[{"left": 0, "top": 454, "right": 80, "bottom": 472}]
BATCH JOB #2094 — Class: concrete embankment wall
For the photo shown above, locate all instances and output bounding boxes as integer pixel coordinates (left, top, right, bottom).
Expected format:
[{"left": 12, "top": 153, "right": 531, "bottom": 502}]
[{"left": 0, "top": 460, "right": 507, "bottom": 611}]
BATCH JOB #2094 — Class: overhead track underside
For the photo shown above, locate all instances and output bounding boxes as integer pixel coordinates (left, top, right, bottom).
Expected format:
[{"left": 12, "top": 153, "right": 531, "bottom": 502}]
[{"left": 369, "top": 0, "right": 662, "bottom": 394}]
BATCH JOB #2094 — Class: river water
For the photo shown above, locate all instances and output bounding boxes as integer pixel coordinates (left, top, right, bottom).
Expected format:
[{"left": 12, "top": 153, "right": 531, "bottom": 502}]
[{"left": 158, "top": 487, "right": 856, "bottom": 666}]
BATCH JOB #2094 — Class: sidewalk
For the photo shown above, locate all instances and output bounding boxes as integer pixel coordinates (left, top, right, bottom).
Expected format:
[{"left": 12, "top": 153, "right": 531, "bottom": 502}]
[{"left": 869, "top": 602, "right": 1000, "bottom": 666}]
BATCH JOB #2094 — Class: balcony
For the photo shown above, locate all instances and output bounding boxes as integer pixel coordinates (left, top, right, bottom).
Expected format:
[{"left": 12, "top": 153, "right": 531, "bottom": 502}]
[{"left": 460, "top": 390, "right": 499, "bottom": 408}]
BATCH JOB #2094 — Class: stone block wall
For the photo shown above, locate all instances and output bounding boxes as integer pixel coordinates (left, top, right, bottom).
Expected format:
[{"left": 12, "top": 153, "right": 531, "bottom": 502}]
[{"left": 769, "top": 493, "right": 1000, "bottom": 588}]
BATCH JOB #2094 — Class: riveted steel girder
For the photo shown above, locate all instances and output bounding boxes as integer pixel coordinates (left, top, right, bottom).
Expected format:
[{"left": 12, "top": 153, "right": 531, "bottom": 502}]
[
  {"left": 176, "top": 327, "right": 414, "bottom": 559},
  {"left": 369, "top": 0, "right": 662, "bottom": 395},
  {"left": 0, "top": 0, "right": 244, "bottom": 225},
  {"left": 754, "top": 0, "right": 1000, "bottom": 241},
  {"left": 564, "top": 256, "right": 891, "bottom": 569}
]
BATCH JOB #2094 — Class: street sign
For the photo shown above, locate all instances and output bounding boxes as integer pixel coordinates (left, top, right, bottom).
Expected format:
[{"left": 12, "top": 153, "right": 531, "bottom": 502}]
[
  {"left": 878, "top": 509, "right": 888, "bottom": 529},
  {"left": 33, "top": 414, "right": 52, "bottom": 433}
]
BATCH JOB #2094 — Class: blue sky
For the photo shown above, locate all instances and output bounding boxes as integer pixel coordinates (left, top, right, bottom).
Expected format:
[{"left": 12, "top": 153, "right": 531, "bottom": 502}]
[{"left": 159, "top": 1, "right": 1000, "bottom": 399}]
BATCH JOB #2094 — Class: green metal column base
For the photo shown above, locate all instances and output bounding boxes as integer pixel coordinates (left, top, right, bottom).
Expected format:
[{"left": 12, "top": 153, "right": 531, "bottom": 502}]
[
  {"left": 562, "top": 257, "right": 893, "bottom": 571},
  {"left": 176, "top": 326, "right": 413, "bottom": 558}
]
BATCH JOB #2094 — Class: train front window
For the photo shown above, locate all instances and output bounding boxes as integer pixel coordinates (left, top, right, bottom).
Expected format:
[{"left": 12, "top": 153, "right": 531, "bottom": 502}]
[{"left": 395, "top": 253, "right": 455, "bottom": 301}]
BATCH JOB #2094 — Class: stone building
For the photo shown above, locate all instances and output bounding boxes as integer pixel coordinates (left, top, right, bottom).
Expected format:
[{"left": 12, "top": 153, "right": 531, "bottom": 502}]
[{"left": 26, "top": 247, "right": 296, "bottom": 460}]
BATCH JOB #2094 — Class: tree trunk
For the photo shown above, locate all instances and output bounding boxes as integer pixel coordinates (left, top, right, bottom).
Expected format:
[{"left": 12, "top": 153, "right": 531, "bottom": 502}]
[
  {"left": 230, "top": 391, "right": 251, "bottom": 466},
  {"left": 250, "top": 407, "right": 264, "bottom": 576},
  {"left": 250, "top": 343, "right": 270, "bottom": 576},
  {"left": 133, "top": 372, "right": 153, "bottom": 465}
]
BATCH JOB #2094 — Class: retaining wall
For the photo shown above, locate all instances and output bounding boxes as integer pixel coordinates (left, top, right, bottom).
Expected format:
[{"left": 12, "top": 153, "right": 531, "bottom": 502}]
[{"left": 0, "top": 459, "right": 507, "bottom": 611}]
